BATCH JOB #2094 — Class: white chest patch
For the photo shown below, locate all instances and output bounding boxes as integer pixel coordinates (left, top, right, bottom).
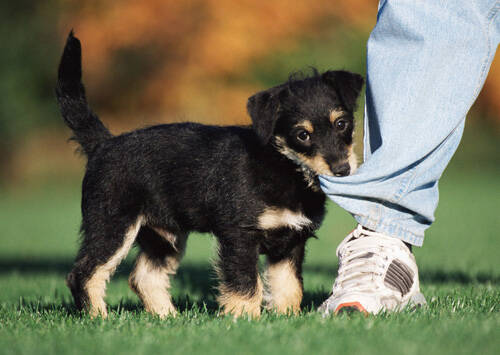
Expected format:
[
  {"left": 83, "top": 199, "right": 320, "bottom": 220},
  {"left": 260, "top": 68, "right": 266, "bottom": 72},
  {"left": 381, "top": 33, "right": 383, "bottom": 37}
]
[{"left": 258, "top": 207, "right": 312, "bottom": 230}]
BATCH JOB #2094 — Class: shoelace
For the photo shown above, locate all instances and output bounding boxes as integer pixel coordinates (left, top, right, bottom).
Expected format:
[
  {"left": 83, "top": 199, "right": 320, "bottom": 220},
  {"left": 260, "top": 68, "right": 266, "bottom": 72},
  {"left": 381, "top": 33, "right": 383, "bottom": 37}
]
[{"left": 332, "top": 225, "right": 407, "bottom": 295}]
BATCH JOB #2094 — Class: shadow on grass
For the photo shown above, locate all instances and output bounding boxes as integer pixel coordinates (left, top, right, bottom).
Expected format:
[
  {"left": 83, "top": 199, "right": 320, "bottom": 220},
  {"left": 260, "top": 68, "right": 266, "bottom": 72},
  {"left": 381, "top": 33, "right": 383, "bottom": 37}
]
[
  {"left": 1, "top": 257, "right": 499, "bottom": 286},
  {"left": 16, "top": 293, "right": 327, "bottom": 316},
  {"left": 103, "top": 297, "right": 221, "bottom": 315},
  {"left": 5, "top": 257, "right": 499, "bottom": 317},
  {"left": 302, "top": 290, "right": 330, "bottom": 310},
  {"left": 2, "top": 258, "right": 330, "bottom": 314}
]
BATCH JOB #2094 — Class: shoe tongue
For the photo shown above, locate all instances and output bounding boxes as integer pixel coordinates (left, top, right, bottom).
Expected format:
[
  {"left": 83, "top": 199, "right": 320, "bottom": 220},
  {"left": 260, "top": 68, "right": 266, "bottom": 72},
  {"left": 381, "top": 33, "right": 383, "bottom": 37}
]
[
  {"left": 337, "top": 229, "right": 369, "bottom": 257},
  {"left": 350, "top": 229, "right": 371, "bottom": 241},
  {"left": 336, "top": 225, "right": 374, "bottom": 256}
]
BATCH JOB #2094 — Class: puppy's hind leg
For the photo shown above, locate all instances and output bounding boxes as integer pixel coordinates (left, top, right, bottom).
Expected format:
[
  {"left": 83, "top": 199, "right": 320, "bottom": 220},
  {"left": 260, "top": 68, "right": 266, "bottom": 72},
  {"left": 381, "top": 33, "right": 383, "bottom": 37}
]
[
  {"left": 67, "top": 215, "right": 144, "bottom": 318},
  {"left": 129, "top": 227, "right": 187, "bottom": 318}
]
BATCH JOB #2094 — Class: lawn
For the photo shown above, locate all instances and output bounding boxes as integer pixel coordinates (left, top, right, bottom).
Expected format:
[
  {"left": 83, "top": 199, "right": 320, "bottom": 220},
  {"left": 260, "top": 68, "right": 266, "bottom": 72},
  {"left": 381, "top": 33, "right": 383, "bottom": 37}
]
[{"left": 0, "top": 126, "right": 499, "bottom": 355}]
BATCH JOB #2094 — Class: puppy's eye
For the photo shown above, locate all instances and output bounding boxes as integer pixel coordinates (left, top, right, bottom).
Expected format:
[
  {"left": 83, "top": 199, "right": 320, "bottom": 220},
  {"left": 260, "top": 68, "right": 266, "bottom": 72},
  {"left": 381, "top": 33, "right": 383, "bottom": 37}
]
[
  {"left": 335, "top": 119, "right": 348, "bottom": 131},
  {"left": 297, "top": 130, "right": 310, "bottom": 142}
]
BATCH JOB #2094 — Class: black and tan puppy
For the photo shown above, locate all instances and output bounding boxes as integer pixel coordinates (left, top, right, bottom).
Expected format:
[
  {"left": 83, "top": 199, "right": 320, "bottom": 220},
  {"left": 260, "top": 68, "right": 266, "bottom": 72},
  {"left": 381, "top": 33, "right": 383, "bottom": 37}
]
[{"left": 56, "top": 32, "right": 363, "bottom": 318}]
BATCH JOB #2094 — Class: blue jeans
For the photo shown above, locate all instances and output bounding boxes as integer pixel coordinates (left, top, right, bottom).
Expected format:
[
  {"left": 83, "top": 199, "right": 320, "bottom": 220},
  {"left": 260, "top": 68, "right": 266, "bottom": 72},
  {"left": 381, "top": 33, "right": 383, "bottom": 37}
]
[{"left": 319, "top": 0, "right": 500, "bottom": 246}]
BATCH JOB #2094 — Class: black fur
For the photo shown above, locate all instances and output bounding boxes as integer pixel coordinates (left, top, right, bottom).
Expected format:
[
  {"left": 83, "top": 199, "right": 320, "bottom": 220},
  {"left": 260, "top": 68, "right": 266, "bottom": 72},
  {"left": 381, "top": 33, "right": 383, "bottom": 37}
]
[
  {"left": 55, "top": 30, "right": 111, "bottom": 155},
  {"left": 322, "top": 70, "right": 364, "bottom": 112},
  {"left": 56, "top": 32, "right": 363, "bottom": 317}
]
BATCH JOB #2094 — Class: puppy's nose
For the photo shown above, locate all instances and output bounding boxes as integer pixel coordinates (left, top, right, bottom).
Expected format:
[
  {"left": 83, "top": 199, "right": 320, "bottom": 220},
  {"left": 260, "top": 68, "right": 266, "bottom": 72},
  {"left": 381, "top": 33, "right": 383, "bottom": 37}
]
[{"left": 332, "top": 163, "right": 350, "bottom": 177}]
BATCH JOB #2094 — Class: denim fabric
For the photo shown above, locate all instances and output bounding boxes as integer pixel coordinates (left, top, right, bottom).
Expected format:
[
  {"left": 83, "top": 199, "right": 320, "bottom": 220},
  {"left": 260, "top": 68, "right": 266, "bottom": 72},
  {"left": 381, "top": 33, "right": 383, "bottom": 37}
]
[{"left": 319, "top": 0, "right": 500, "bottom": 246}]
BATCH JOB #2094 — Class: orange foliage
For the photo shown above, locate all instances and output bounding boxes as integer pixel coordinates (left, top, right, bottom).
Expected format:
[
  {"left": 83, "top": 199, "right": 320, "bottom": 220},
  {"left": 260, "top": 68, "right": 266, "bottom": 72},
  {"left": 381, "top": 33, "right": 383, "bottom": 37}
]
[
  {"left": 58, "top": 0, "right": 376, "bottom": 129},
  {"left": 58, "top": 0, "right": 498, "bottom": 131}
]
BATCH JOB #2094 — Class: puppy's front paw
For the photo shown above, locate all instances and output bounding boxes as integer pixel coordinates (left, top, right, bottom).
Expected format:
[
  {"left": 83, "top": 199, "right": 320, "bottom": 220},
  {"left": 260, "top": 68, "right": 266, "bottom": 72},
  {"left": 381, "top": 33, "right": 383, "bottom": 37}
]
[{"left": 218, "top": 289, "right": 262, "bottom": 319}]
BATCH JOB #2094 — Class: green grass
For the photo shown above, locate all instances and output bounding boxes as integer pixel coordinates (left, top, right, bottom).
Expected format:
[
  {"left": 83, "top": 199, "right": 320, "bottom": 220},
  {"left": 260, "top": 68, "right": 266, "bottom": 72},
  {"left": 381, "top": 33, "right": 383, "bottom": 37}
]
[{"left": 1, "top": 126, "right": 499, "bottom": 355}]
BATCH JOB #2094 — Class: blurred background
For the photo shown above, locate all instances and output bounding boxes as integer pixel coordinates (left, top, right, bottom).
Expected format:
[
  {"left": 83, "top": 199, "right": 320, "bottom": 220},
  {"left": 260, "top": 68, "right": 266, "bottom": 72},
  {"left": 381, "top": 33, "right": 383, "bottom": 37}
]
[{"left": 0, "top": 0, "right": 498, "bottom": 189}]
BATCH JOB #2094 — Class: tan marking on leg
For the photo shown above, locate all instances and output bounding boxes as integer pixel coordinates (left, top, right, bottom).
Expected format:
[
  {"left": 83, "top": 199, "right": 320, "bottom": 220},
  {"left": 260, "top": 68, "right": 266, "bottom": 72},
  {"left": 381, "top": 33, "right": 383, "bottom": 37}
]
[
  {"left": 296, "top": 152, "right": 333, "bottom": 176},
  {"left": 258, "top": 207, "right": 312, "bottom": 230},
  {"left": 129, "top": 233, "right": 187, "bottom": 318},
  {"left": 129, "top": 254, "right": 178, "bottom": 318},
  {"left": 330, "top": 108, "right": 345, "bottom": 123},
  {"left": 85, "top": 216, "right": 144, "bottom": 318},
  {"left": 294, "top": 120, "right": 314, "bottom": 133},
  {"left": 217, "top": 276, "right": 263, "bottom": 318},
  {"left": 266, "top": 260, "right": 302, "bottom": 315},
  {"left": 347, "top": 144, "right": 358, "bottom": 174}
]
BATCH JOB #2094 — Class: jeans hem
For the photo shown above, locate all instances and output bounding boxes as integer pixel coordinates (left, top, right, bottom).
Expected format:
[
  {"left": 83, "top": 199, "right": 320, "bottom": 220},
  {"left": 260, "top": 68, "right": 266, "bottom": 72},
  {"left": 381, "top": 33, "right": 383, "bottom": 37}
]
[{"left": 354, "top": 215, "right": 425, "bottom": 247}]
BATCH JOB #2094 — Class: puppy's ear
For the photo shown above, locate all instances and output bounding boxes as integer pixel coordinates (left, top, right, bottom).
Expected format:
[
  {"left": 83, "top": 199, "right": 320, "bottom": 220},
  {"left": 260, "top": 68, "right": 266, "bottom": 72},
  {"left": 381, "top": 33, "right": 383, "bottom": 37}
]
[
  {"left": 322, "top": 70, "right": 364, "bottom": 112},
  {"left": 247, "top": 85, "right": 284, "bottom": 145}
]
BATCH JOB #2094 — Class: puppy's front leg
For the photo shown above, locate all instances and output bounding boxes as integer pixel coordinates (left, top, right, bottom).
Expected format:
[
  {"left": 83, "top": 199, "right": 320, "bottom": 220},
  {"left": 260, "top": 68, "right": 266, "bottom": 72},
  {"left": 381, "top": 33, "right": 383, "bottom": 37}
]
[
  {"left": 216, "top": 233, "right": 263, "bottom": 318},
  {"left": 266, "top": 243, "right": 305, "bottom": 315}
]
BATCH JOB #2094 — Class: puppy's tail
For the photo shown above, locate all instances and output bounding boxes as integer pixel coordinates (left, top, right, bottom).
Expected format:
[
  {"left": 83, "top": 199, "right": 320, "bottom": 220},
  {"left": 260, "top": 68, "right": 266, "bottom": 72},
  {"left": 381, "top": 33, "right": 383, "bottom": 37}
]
[{"left": 56, "top": 31, "right": 112, "bottom": 156}]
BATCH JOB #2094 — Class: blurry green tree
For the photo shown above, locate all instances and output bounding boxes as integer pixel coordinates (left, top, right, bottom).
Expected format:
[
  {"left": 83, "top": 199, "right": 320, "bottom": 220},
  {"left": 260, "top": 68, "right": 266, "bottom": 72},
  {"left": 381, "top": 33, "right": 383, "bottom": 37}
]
[{"left": 0, "top": 1, "right": 62, "bottom": 180}]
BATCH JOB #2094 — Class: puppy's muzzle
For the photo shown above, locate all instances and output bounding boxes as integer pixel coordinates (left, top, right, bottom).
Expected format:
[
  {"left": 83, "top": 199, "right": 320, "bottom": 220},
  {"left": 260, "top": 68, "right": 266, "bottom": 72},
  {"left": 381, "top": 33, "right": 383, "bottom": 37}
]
[{"left": 331, "top": 162, "right": 350, "bottom": 177}]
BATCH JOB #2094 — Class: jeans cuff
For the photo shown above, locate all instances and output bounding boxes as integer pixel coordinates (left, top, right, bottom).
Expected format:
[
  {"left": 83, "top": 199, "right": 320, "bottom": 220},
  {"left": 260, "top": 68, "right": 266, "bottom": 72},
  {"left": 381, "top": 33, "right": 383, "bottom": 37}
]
[{"left": 354, "top": 215, "right": 425, "bottom": 247}]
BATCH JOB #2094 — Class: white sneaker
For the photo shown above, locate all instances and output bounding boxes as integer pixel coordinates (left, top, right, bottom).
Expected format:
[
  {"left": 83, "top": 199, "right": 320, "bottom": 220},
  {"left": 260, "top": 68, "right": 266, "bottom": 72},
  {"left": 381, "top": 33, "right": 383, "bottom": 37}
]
[{"left": 319, "top": 225, "right": 426, "bottom": 315}]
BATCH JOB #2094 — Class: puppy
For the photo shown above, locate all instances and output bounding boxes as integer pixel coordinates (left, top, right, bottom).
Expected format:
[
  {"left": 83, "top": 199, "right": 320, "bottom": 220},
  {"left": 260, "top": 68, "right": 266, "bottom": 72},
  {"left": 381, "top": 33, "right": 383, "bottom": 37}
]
[{"left": 56, "top": 32, "right": 363, "bottom": 318}]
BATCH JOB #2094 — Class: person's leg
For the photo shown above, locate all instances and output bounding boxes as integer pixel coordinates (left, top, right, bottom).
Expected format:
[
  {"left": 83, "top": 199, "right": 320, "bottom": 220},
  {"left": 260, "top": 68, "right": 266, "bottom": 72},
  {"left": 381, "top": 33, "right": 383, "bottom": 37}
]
[
  {"left": 319, "top": 0, "right": 499, "bottom": 314},
  {"left": 320, "top": 0, "right": 500, "bottom": 247}
]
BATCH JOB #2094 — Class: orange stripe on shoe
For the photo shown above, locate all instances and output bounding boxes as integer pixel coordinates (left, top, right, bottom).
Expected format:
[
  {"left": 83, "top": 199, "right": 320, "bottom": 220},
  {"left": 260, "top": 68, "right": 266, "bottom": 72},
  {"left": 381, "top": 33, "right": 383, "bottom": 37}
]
[{"left": 335, "top": 302, "right": 368, "bottom": 315}]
